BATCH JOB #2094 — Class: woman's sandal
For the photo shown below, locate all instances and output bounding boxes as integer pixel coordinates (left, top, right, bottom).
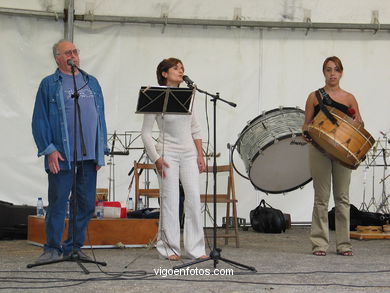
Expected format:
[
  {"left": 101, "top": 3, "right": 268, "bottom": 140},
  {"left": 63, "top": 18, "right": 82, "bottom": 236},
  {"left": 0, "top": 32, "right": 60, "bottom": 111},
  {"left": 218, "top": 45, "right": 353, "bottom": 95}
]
[
  {"left": 196, "top": 255, "right": 208, "bottom": 260},
  {"left": 167, "top": 255, "right": 181, "bottom": 261},
  {"left": 312, "top": 251, "right": 326, "bottom": 256},
  {"left": 338, "top": 251, "right": 353, "bottom": 256}
]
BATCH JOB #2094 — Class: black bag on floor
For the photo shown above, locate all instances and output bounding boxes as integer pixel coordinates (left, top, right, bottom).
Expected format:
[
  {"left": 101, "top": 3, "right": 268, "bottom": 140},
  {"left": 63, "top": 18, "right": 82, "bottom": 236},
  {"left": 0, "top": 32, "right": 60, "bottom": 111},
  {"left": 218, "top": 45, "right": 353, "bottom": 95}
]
[
  {"left": 127, "top": 208, "right": 159, "bottom": 219},
  {"left": 250, "top": 199, "right": 286, "bottom": 233},
  {"left": 328, "top": 204, "right": 390, "bottom": 231}
]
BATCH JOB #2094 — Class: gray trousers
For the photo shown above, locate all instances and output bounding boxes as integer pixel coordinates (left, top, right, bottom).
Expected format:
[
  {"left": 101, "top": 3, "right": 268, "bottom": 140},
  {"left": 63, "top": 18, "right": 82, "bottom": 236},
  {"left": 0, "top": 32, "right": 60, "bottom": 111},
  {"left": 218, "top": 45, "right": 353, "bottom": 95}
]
[{"left": 309, "top": 145, "right": 352, "bottom": 253}]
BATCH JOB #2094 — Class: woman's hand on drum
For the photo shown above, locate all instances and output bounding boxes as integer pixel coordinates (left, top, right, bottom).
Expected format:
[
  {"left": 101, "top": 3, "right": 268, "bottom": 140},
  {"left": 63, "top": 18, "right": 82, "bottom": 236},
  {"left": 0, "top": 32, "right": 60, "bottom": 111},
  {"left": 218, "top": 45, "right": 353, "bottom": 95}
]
[
  {"left": 155, "top": 158, "right": 170, "bottom": 178},
  {"left": 197, "top": 155, "right": 206, "bottom": 173},
  {"left": 302, "top": 130, "right": 312, "bottom": 143},
  {"left": 353, "top": 113, "right": 364, "bottom": 127}
]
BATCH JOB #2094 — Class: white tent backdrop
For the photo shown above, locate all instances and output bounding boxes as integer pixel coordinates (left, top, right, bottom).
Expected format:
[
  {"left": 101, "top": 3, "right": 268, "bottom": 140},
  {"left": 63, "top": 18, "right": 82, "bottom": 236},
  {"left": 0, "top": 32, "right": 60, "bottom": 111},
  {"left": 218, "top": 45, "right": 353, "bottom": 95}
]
[{"left": 1, "top": 0, "right": 389, "bottom": 224}]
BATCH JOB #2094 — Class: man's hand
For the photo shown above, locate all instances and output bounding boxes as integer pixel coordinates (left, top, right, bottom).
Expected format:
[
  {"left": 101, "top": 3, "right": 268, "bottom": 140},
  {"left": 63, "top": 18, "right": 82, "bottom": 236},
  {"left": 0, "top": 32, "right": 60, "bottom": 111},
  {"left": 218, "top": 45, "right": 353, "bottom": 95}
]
[{"left": 48, "top": 151, "right": 64, "bottom": 174}]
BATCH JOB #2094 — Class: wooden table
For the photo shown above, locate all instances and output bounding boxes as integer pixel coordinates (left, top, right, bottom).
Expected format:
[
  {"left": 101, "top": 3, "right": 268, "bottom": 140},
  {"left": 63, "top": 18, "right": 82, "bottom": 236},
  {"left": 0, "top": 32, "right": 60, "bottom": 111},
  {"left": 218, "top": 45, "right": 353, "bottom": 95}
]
[{"left": 28, "top": 216, "right": 159, "bottom": 248}]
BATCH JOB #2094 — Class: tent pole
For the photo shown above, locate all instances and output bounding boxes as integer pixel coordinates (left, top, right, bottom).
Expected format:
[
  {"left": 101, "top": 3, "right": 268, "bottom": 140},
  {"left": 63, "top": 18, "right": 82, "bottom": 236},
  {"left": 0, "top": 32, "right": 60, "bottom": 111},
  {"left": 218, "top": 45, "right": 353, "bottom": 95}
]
[{"left": 64, "top": 0, "right": 74, "bottom": 41}]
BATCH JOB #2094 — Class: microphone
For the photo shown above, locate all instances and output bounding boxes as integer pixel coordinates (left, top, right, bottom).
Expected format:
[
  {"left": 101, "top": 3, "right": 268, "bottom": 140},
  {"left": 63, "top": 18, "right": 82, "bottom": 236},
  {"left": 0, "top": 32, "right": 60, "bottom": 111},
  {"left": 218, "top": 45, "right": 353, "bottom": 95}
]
[
  {"left": 67, "top": 59, "right": 77, "bottom": 68},
  {"left": 183, "top": 75, "right": 195, "bottom": 87}
]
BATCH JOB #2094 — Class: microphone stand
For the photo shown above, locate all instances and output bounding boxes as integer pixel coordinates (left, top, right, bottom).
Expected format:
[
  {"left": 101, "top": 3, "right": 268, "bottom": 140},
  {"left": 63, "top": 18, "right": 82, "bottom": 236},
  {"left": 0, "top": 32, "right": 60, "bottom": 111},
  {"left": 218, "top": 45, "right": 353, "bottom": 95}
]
[
  {"left": 27, "top": 63, "right": 107, "bottom": 274},
  {"left": 108, "top": 131, "right": 117, "bottom": 201},
  {"left": 173, "top": 84, "right": 256, "bottom": 272}
]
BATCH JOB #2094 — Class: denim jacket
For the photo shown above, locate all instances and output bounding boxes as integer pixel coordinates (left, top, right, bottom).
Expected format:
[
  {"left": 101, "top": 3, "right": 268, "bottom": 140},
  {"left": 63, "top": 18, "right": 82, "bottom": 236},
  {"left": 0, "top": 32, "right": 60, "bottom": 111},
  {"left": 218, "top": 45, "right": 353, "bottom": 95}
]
[{"left": 32, "top": 69, "right": 108, "bottom": 171}]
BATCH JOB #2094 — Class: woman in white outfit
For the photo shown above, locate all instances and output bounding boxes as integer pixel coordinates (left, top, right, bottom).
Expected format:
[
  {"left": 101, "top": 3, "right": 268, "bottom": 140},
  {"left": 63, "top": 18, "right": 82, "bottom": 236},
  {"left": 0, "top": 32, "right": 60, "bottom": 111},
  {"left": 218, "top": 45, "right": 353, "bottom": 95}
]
[{"left": 141, "top": 57, "right": 207, "bottom": 261}]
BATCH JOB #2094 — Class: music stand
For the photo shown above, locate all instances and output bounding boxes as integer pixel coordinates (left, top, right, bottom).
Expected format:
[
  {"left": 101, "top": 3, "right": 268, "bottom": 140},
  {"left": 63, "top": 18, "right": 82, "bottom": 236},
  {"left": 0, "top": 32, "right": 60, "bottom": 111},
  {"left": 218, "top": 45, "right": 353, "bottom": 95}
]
[
  {"left": 136, "top": 86, "right": 195, "bottom": 258},
  {"left": 136, "top": 86, "right": 195, "bottom": 114}
]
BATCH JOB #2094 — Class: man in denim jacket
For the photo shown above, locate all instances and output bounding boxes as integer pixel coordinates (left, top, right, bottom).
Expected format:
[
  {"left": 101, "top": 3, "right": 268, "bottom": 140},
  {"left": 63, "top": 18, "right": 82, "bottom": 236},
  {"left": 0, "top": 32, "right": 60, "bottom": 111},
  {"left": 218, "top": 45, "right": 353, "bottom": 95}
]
[{"left": 32, "top": 39, "right": 108, "bottom": 263}]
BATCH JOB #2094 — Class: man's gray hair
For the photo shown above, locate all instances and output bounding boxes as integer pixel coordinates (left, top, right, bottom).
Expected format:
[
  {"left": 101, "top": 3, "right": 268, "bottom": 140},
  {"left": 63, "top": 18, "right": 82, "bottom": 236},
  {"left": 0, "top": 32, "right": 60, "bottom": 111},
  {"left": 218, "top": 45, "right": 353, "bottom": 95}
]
[{"left": 52, "top": 39, "right": 70, "bottom": 58}]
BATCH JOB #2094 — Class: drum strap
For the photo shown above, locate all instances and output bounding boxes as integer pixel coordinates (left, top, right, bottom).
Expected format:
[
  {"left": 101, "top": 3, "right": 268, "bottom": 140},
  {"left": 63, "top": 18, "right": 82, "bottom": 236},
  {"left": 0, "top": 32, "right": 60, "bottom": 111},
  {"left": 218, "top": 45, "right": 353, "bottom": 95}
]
[{"left": 315, "top": 89, "right": 339, "bottom": 126}]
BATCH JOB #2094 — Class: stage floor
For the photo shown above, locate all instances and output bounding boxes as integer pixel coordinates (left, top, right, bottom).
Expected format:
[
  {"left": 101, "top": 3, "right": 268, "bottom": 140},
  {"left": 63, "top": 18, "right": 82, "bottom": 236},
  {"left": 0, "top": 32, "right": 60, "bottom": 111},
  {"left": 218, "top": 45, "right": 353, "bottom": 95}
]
[{"left": 0, "top": 227, "right": 389, "bottom": 292}]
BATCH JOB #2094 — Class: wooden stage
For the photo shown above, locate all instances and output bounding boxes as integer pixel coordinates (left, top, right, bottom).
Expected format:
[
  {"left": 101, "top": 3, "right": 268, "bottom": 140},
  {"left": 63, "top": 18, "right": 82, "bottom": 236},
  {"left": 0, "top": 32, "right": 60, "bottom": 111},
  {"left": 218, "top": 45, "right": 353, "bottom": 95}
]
[
  {"left": 27, "top": 216, "right": 159, "bottom": 248},
  {"left": 350, "top": 225, "right": 390, "bottom": 240}
]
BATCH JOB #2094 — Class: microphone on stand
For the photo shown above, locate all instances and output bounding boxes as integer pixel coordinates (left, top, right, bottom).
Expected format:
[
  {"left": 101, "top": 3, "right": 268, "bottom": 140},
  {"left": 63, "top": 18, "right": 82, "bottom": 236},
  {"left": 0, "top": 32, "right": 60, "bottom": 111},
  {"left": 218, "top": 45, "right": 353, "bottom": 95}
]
[
  {"left": 67, "top": 59, "right": 78, "bottom": 68},
  {"left": 183, "top": 75, "right": 195, "bottom": 88}
]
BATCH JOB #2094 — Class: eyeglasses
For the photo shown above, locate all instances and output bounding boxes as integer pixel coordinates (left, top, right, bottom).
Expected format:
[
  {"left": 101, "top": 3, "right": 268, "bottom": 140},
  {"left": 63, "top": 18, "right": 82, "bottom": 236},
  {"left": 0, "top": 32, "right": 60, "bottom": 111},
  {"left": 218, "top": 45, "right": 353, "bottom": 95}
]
[{"left": 57, "top": 49, "right": 80, "bottom": 57}]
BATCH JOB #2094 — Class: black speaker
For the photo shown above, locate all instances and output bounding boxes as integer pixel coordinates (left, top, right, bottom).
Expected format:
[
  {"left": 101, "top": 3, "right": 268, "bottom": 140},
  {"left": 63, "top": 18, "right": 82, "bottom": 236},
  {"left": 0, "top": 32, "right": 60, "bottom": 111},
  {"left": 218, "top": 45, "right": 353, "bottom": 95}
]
[{"left": 0, "top": 200, "right": 36, "bottom": 239}]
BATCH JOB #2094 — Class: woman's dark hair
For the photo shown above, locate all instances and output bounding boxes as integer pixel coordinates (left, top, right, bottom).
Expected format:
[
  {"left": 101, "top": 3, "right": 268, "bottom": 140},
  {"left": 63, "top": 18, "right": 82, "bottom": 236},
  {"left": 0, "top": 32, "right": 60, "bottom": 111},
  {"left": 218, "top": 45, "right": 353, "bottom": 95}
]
[
  {"left": 156, "top": 57, "right": 183, "bottom": 85},
  {"left": 322, "top": 56, "right": 343, "bottom": 73}
]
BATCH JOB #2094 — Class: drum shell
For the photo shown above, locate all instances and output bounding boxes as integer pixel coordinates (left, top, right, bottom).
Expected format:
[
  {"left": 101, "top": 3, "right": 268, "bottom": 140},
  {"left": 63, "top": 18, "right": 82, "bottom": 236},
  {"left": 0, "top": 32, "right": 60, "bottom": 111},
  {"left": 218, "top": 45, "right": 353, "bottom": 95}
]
[
  {"left": 237, "top": 107, "right": 311, "bottom": 193},
  {"left": 307, "top": 107, "right": 375, "bottom": 169}
]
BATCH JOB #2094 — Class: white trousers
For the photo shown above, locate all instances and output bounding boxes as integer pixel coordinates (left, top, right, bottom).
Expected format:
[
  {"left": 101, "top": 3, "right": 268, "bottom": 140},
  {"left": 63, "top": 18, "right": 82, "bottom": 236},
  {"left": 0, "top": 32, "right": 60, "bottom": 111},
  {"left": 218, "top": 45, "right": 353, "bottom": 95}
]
[{"left": 156, "top": 150, "right": 206, "bottom": 259}]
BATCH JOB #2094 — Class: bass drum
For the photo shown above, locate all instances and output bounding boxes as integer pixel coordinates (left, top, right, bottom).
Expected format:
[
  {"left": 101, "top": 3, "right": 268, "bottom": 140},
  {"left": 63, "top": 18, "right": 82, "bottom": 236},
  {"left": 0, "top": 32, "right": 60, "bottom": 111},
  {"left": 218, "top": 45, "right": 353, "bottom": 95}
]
[{"left": 236, "top": 107, "right": 312, "bottom": 193}]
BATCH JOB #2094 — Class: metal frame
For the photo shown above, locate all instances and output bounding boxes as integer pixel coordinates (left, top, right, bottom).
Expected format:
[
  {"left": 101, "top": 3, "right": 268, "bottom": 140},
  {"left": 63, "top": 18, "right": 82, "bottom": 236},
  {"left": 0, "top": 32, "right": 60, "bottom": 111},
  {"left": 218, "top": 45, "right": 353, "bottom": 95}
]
[{"left": 1, "top": 6, "right": 389, "bottom": 34}]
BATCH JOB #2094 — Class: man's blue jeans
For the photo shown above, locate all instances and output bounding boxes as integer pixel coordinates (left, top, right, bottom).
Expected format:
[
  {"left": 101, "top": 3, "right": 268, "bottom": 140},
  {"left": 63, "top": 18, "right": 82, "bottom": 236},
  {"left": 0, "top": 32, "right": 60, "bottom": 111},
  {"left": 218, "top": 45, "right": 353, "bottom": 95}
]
[{"left": 44, "top": 160, "right": 97, "bottom": 255}]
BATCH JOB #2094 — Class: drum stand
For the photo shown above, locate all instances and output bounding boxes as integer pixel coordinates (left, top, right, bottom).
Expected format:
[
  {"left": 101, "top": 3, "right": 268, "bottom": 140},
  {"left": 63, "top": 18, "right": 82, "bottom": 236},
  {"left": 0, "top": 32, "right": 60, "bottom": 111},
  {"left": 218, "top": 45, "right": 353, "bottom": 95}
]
[
  {"left": 376, "top": 172, "right": 389, "bottom": 214},
  {"left": 107, "top": 132, "right": 130, "bottom": 201},
  {"left": 107, "top": 155, "right": 115, "bottom": 201},
  {"left": 363, "top": 138, "right": 381, "bottom": 211},
  {"left": 376, "top": 193, "right": 390, "bottom": 214},
  {"left": 366, "top": 157, "right": 378, "bottom": 211},
  {"left": 173, "top": 86, "right": 255, "bottom": 272},
  {"left": 359, "top": 166, "right": 370, "bottom": 212},
  {"left": 363, "top": 135, "right": 390, "bottom": 213},
  {"left": 377, "top": 136, "right": 390, "bottom": 213}
]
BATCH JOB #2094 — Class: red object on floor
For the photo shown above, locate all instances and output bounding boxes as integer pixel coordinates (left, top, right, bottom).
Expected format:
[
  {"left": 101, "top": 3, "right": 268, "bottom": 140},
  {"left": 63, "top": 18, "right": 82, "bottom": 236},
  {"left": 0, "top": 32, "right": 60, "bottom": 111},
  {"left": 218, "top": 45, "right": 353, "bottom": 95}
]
[{"left": 95, "top": 201, "right": 125, "bottom": 218}]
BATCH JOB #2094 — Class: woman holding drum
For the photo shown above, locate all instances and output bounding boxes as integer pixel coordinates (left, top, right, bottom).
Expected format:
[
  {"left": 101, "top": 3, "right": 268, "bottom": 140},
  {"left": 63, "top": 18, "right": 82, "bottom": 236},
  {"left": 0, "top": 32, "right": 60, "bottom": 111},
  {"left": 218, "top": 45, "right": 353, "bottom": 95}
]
[{"left": 302, "top": 56, "right": 364, "bottom": 256}]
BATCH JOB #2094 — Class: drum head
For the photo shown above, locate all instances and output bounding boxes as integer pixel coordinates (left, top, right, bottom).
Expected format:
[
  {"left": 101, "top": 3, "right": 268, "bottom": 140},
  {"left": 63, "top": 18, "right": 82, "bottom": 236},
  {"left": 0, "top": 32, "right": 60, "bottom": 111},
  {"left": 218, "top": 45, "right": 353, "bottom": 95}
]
[{"left": 249, "top": 135, "right": 312, "bottom": 193}]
